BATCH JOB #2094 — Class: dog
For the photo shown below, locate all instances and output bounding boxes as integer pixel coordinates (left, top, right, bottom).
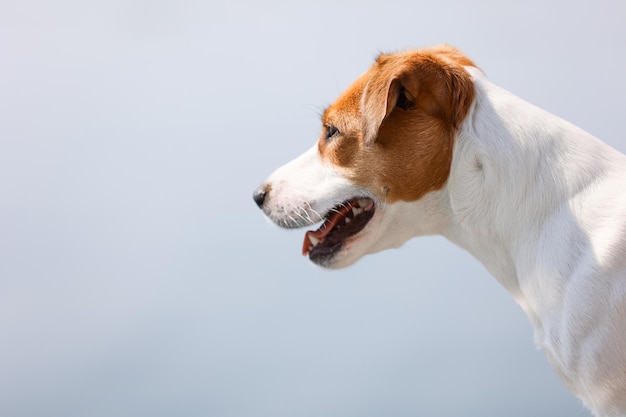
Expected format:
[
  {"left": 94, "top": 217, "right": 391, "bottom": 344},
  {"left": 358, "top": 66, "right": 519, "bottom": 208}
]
[{"left": 252, "top": 45, "right": 626, "bottom": 417}]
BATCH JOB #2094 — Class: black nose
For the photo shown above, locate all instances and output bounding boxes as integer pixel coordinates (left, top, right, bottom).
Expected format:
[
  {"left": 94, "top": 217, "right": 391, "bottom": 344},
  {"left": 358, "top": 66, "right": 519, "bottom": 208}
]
[{"left": 253, "top": 186, "right": 268, "bottom": 209}]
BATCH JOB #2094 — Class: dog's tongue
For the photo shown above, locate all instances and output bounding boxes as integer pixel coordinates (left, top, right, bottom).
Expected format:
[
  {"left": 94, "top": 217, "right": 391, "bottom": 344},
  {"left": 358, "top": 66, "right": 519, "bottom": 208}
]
[{"left": 302, "top": 203, "right": 354, "bottom": 256}]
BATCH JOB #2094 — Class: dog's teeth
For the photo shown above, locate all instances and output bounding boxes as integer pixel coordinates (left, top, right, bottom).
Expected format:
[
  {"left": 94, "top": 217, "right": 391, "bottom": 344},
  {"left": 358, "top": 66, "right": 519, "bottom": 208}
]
[
  {"left": 352, "top": 207, "right": 362, "bottom": 216},
  {"left": 345, "top": 217, "right": 351, "bottom": 224},
  {"left": 358, "top": 199, "right": 369, "bottom": 208},
  {"left": 309, "top": 235, "right": 320, "bottom": 246}
]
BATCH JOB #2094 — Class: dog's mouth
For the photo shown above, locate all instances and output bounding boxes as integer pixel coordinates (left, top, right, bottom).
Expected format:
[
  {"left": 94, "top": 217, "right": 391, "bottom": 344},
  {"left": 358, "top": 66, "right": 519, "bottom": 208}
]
[{"left": 302, "top": 198, "right": 375, "bottom": 264}]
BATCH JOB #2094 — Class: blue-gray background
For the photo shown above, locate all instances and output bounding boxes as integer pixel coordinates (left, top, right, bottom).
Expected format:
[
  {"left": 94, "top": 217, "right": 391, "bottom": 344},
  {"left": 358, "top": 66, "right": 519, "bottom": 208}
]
[{"left": 1, "top": 1, "right": 624, "bottom": 416}]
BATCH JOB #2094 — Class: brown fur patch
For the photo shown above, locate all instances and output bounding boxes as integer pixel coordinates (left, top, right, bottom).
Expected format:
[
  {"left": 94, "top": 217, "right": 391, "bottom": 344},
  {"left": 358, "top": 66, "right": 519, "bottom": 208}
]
[{"left": 318, "top": 45, "right": 476, "bottom": 203}]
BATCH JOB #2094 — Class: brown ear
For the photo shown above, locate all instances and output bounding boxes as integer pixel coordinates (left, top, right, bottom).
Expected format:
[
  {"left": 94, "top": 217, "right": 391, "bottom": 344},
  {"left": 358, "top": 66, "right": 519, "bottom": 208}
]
[
  {"left": 360, "top": 65, "right": 408, "bottom": 147},
  {"left": 360, "top": 53, "right": 475, "bottom": 147}
]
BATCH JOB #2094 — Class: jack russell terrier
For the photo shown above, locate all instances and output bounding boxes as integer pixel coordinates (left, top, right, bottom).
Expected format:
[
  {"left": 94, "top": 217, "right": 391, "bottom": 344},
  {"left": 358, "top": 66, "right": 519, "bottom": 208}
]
[{"left": 253, "top": 45, "right": 626, "bottom": 417}]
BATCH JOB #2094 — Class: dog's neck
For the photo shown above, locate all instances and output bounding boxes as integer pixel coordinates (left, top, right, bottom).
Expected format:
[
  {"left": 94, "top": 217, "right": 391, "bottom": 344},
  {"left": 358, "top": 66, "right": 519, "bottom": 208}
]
[{"left": 439, "top": 68, "right": 624, "bottom": 329}]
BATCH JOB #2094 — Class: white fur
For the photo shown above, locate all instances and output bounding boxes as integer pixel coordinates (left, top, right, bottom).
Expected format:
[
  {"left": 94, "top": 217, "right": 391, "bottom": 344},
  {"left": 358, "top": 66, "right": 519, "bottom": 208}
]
[
  {"left": 445, "top": 68, "right": 626, "bottom": 416},
  {"left": 257, "top": 66, "right": 626, "bottom": 416}
]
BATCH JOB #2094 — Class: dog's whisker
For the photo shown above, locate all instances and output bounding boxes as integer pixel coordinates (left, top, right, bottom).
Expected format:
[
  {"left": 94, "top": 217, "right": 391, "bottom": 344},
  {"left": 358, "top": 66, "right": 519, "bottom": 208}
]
[
  {"left": 301, "top": 208, "right": 315, "bottom": 224},
  {"left": 294, "top": 209, "right": 310, "bottom": 224},
  {"left": 300, "top": 205, "right": 316, "bottom": 223},
  {"left": 302, "top": 201, "right": 327, "bottom": 223},
  {"left": 310, "top": 208, "right": 324, "bottom": 222}
]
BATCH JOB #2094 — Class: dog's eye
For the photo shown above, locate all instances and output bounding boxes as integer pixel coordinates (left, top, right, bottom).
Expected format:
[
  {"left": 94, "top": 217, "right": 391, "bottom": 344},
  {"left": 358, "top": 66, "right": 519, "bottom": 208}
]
[{"left": 326, "top": 125, "right": 340, "bottom": 140}]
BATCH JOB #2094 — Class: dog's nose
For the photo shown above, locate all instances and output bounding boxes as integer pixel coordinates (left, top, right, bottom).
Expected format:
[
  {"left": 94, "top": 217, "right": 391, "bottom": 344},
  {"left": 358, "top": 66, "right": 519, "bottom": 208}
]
[{"left": 253, "top": 186, "right": 268, "bottom": 209}]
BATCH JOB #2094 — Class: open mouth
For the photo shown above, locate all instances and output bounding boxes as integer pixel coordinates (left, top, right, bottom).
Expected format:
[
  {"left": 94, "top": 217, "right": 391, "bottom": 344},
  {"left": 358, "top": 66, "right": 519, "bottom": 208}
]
[{"left": 302, "top": 198, "right": 375, "bottom": 263}]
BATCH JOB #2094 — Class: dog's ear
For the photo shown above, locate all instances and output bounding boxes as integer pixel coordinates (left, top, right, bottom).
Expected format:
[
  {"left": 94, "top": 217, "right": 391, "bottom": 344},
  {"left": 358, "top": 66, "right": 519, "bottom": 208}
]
[
  {"left": 360, "top": 63, "right": 408, "bottom": 147},
  {"left": 360, "top": 53, "right": 474, "bottom": 147}
]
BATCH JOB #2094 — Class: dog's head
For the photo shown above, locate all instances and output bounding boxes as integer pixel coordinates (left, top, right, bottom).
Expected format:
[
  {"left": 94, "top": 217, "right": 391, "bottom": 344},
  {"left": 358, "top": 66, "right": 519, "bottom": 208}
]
[{"left": 254, "top": 45, "right": 476, "bottom": 268}]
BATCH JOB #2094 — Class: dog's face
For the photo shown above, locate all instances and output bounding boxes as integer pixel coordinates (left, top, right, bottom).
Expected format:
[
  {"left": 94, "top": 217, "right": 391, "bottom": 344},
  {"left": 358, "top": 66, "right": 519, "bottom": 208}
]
[{"left": 254, "top": 46, "right": 476, "bottom": 268}]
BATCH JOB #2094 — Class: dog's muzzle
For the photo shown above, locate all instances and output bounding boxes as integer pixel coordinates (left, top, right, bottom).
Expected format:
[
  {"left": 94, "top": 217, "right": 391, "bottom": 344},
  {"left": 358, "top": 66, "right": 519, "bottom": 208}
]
[{"left": 252, "top": 185, "right": 268, "bottom": 209}]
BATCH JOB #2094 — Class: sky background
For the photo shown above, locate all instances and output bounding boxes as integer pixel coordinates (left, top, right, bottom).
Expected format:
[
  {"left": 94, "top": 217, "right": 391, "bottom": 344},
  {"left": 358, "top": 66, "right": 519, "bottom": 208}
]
[{"left": 1, "top": 1, "right": 625, "bottom": 416}]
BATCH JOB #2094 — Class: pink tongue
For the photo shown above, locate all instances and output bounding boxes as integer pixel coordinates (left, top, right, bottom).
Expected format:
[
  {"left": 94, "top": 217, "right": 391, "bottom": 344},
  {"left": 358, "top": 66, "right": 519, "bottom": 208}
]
[{"left": 302, "top": 203, "right": 354, "bottom": 256}]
